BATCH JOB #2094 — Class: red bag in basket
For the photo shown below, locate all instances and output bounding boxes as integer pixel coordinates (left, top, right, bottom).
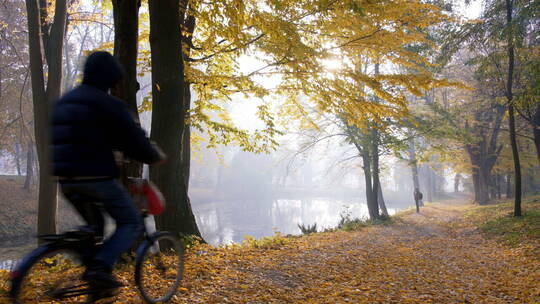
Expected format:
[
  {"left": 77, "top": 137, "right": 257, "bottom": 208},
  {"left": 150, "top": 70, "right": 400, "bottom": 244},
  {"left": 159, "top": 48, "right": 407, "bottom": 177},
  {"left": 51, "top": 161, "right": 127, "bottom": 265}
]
[
  {"left": 143, "top": 181, "right": 166, "bottom": 215},
  {"left": 129, "top": 179, "right": 166, "bottom": 215}
]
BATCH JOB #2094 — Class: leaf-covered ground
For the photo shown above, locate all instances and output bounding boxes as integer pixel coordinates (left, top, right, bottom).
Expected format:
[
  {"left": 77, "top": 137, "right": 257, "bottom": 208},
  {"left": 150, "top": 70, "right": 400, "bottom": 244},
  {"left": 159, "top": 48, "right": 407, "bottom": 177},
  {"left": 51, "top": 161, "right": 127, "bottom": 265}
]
[
  {"left": 0, "top": 177, "right": 83, "bottom": 261},
  {"left": 1, "top": 198, "right": 539, "bottom": 303}
]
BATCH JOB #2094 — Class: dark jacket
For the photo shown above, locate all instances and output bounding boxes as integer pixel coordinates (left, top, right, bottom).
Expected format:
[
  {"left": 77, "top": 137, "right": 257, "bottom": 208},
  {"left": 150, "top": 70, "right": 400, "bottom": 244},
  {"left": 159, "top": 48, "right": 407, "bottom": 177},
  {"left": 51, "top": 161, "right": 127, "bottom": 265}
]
[{"left": 52, "top": 52, "right": 159, "bottom": 177}]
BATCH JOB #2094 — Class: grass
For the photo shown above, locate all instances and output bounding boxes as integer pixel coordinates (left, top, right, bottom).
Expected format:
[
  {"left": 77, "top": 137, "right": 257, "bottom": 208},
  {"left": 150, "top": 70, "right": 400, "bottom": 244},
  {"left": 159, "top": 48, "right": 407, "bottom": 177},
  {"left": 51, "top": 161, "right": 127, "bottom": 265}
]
[{"left": 464, "top": 196, "right": 540, "bottom": 247}]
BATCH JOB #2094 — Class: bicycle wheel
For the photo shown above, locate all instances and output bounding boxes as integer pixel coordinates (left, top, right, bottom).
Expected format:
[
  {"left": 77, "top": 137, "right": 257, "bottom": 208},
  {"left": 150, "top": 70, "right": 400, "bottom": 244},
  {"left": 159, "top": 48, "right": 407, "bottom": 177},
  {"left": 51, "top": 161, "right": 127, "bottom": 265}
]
[
  {"left": 135, "top": 232, "right": 184, "bottom": 303},
  {"left": 10, "top": 245, "right": 87, "bottom": 303}
]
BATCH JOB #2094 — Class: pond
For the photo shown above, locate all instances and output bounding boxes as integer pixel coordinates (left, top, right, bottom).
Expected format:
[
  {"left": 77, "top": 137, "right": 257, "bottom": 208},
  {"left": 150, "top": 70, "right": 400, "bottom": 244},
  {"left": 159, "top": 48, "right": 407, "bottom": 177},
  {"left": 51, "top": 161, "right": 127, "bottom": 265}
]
[
  {"left": 193, "top": 197, "right": 409, "bottom": 245},
  {"left": 0, "top": 259, "right": 16, "bottom": 271}
]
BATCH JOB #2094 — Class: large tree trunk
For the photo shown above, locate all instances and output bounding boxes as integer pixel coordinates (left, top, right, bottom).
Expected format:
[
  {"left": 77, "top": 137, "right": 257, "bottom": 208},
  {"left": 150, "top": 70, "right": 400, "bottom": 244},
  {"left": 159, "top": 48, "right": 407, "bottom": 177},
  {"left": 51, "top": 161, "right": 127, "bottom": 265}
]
[
  {"left": 489, "top": 173, "right": 497, "bottom": 200},
  {"left": 182, "top": 85, "right": 191, "bottom": 188},
  {"left": 181, "top": 2, "right": 195, "bottom": 190},
  {"left": 112, "top": 0, "right": 143, "bottom": 178},
  {"left": 471, "top": 165, "right": 490, "bottom": 205},
  {"left": 466, "top": 139, "right": 499, "bottom": 205},
  {"left": 356, "top": 130, "right": 379, "bottom": 221},
  {"left": 471, "top": 169, "right": 480, "bottom": 202},
  {"left": 478, "top": 167, "right": 491, "bottom": 205},
  {"left": 148, "top": 0, "right": 202, "bottom": 238},
  {"left": 505, "top": 0, "right": 521, "bottom": 217},
  {"left": 26, "top": 0, "right": 66, "bottom": 237}
]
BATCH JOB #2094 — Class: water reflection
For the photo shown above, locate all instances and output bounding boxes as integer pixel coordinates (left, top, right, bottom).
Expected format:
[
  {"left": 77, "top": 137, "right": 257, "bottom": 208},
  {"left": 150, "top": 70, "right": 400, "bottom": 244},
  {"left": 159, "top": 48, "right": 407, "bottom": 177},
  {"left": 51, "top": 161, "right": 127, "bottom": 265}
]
[
  {"left": 193, "top": 198, "right": 402, "bottom": 246},
  {"left": 0, "top": 259, "right": 16, "bottom": 270}
]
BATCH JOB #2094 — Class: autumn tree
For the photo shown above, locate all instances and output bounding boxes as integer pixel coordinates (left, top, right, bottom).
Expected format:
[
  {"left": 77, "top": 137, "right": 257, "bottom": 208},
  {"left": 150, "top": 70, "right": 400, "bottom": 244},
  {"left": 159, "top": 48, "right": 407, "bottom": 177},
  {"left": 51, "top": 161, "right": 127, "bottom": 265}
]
[
  {"left": 111, "top": 0, "right": 143, "bottom": 178},
  {"left": 419, "top": 54, "right": 506, "bottom": 205},
  {"left": 138, "top": 0, "right": 453, "bottom": 227},
  {"left": 0, "top": 0, "right": 35, "bottom": 188},
  {"left": 503, "top": 0, "right": 521, "bottom": 216},
  {"left": 25, "top": 0, "right": 67, "bottom": 236},
  {"left": 147, "top": 0, "right": 201, "bottom": 237},
  {"left": 273, "top": 0, "right": 452, "bottom": 218},
  {"left": 63, "top": 2, "right": 114, "bottom": 91},
  {"left": 458, "top": 0, "right": 539, "bottom": 213}
]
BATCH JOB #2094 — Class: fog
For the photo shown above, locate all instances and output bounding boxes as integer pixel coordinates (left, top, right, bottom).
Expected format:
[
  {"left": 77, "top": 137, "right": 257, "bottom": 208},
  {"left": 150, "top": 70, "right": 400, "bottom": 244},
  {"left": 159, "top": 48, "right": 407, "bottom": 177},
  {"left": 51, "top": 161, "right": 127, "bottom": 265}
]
[
  {"left": 185, "top": 136, "right": 455, "bottom": 245},
  {"left": 0, "top": 124, "right": 458, "bottom": 248}
]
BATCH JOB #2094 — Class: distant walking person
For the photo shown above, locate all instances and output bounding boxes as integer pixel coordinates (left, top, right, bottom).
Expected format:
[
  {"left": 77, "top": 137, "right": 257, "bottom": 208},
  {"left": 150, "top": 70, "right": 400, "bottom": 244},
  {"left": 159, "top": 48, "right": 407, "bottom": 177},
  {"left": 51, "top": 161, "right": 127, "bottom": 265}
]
[
  {"left": 51, "top": 51, "right": 166, "bottom": 291},
  {"left": 414, "top": 188, "right": 423, "bottom": 213}
]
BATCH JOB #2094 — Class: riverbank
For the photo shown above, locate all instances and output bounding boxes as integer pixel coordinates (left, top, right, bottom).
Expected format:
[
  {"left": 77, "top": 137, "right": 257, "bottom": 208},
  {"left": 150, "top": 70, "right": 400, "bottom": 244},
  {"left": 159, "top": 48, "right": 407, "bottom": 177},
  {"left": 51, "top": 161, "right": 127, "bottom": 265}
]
[
  {"left": 2, "top": 197, "right": 539, "bottom": 303},
  {"left": 0, "top": 175, "right": 415, "bottom": 253}
]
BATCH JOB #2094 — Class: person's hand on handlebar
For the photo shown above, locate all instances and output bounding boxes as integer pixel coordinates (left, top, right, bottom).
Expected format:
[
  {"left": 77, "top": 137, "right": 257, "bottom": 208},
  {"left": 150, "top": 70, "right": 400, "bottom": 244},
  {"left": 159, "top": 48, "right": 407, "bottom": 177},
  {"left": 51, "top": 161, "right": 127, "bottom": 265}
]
[{"left": 152, "top": 143, "right": 167, "bottom": 165}]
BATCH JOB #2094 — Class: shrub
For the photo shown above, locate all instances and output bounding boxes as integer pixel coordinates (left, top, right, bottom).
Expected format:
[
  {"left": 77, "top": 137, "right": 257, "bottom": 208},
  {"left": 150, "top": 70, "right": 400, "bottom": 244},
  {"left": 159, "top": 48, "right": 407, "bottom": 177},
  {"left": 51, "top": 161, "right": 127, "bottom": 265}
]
[
  {"left": 242, "top": 232, "right": 290, "bottom": 249},
  {"left": 298, "top": 223, "right": 317, "bottom": 234}
]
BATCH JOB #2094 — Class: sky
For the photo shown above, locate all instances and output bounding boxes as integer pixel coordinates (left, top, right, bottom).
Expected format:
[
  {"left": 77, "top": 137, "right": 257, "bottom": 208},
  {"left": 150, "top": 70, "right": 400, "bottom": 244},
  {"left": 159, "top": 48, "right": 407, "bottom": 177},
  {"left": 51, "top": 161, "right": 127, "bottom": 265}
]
[{"left": 457, "top": 0, "right": 483, "bottom": 19}]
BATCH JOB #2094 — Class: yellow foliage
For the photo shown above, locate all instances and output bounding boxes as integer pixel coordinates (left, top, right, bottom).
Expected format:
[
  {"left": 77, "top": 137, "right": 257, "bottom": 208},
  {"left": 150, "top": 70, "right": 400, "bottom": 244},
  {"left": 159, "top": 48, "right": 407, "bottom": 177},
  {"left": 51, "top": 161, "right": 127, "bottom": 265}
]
[
  {"left": 2, "top": 199, "right": 539, "bottom": 303},
  {"left": 133, "top": 0, "right": 455, "bottom": 152}
]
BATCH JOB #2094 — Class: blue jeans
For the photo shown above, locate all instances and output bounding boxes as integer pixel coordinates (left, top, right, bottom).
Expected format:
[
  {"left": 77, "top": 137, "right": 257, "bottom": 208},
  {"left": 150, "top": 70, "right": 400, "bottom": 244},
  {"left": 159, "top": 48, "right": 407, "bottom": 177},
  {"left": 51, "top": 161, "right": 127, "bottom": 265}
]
[{"left": 60, "top": 179, "right": 143, "bottom": 271}]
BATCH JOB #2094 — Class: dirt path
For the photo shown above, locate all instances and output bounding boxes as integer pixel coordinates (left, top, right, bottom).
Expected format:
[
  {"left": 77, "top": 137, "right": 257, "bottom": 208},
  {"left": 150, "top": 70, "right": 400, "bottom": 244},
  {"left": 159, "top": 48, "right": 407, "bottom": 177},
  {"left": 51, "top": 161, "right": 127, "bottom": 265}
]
[
  {"left": 169, "top": 199, "right": 539, "bottom": 303},
  {"left": 2, "top": 199, "right": 539, "bottom": 303}
]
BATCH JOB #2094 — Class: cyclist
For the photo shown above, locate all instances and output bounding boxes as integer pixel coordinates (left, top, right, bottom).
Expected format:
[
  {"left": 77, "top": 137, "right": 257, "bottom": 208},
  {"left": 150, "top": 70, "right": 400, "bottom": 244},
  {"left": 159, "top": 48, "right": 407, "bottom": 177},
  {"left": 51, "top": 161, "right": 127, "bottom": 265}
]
[{"left": 51, "top": 51, "right": 165, "bottom": 292}]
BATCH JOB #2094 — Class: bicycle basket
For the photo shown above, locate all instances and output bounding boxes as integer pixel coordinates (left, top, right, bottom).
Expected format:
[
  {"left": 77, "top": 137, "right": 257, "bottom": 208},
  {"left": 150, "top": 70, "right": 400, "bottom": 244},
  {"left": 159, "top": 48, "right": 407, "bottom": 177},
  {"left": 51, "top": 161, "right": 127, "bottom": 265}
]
[{"left": 128, "top": 178, "right": 166, "bottom": 215}]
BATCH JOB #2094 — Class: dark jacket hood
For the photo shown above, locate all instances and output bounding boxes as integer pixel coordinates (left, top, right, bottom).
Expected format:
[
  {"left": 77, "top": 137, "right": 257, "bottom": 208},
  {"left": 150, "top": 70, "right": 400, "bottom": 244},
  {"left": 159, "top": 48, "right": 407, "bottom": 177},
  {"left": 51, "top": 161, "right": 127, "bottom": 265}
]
[{"left": 82, "top": 51, "right": 123, "bottom": 91}]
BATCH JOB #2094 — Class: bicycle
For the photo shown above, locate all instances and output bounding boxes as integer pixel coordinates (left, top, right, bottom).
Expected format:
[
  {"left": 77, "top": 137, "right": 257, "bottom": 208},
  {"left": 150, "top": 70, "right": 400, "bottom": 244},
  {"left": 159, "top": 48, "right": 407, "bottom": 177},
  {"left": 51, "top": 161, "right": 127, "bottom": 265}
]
[{"left": 9, "top": 179, "right": 184, "bottom": 304}]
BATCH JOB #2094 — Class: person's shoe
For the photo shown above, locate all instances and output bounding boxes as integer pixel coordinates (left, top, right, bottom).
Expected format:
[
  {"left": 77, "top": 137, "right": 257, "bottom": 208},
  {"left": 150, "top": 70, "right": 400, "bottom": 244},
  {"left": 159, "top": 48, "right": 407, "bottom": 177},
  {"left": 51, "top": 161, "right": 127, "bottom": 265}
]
[
  {"left": 82, "top": 267, "right": 123, "bottom": 289},
  {"left": 85, "top": 287, "right": 118, "bottom": 304},
  {"left": 83, "top": 271, "right": 122, "bottom": 304}
]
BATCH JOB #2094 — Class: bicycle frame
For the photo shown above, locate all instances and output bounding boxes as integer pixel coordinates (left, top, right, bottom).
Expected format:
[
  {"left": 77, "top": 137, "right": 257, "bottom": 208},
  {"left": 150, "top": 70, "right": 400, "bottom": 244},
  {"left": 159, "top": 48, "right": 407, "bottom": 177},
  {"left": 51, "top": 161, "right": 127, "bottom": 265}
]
[{"left": 9, "top": 209, "right": 159, "bottom": 301}]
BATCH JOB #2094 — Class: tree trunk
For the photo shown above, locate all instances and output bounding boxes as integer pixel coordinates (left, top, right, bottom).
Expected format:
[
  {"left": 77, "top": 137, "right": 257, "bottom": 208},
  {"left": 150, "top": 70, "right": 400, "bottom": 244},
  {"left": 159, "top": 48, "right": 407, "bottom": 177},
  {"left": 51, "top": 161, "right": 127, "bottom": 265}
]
[
  {"left": 508, "top": 104, "right": 521, "bottom": 214},
  {"left": 470, "top": 164, "right": 478, "bottom": 197},
  {"left": 467, "top": 145, "right": 493, "bottom": 205},
  {"left": 15, "top": 142, "right": 22, "bottom": 176},
  {"left": 181, "top": 5, "right": 195, "bottom": 190},
  {"left": 478, "top": 167, "right": 490, "bottom": 205},
  {"left": 23, "top": 140, "right": 34, "bottom": 191},
  {"left": 26, "top": 0, "right": 66, "bottom": 237},
  {"left": 148, "top": 0, "right": 202, "bottom": 238},
  {"left": 112, "top": 0, "right": 143, "bottom": 178},
  {"left": 532, "top": 105, "right": 540, "bottom": 165},
  {"left": 361, "top": 147, "right": 377, "bottom": 220},
  {"left": 377, "top": 181, "right": 388, "bottom": 217},
  {"left": 63, "top": 28, "right": 73, "bottom": 92},
  {"left": 489, "top": 174, "right": 497, "bottom": 200},
  {"left": 496, "top": 174, "right": 502, "bottom": 199},
  {"left": 426, "top": 166, "right": 433, "bottom": 203},
  {"left": 506, "top": 173, "right": 513, "bottom": 198},
  {"left": 454, "top": 173, "right": 461, "bottom": 192},
  {"left": 370, "top": 128, "right": 380, "bottom": 220},
  {"left": 505, "top": 0, "right": 521, "bottom": 217},
  {"left": 352, "top": 126, "right": 380, "bottom": 222},
  {"left": 182, "top": 85, "right": 191, "bottom": 188},
  {"left": 408, "top": 139, "right": 422, "bottom": 210}
]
